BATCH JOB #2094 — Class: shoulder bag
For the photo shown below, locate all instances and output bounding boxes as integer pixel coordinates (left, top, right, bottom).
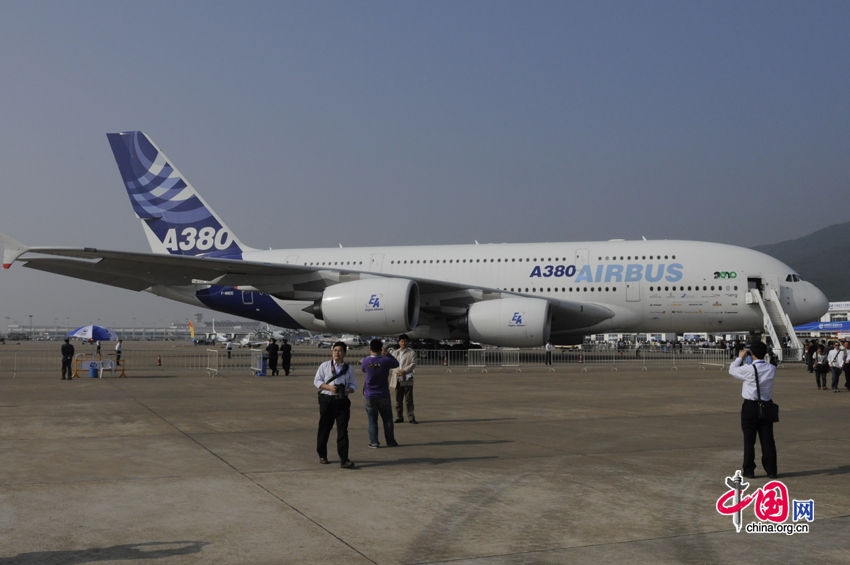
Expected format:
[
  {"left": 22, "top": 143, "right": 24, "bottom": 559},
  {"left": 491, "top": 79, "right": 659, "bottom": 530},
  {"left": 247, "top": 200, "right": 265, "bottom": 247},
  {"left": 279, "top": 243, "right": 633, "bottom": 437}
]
[{"left": 753, "top": 364, "right": 779, "bottom": 423}]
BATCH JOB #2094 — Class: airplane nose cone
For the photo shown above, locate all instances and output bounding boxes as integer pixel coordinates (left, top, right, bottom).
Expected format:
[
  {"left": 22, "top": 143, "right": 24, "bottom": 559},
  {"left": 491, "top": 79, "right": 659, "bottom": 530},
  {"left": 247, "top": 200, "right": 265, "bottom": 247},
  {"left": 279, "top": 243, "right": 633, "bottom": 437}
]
[{"left": 802, "top": 282, "right": 829, "bottom": 323}]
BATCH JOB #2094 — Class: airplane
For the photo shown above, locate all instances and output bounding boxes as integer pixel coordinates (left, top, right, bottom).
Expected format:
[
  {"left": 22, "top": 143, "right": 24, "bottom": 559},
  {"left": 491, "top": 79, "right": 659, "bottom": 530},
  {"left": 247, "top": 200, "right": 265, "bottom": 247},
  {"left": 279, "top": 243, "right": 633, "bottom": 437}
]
[
  {"left": 0, "top": 131, "right": 830, "bottom": 348},
  {"left": 313, "top": 334, "right": 367, "bottom": 349}
]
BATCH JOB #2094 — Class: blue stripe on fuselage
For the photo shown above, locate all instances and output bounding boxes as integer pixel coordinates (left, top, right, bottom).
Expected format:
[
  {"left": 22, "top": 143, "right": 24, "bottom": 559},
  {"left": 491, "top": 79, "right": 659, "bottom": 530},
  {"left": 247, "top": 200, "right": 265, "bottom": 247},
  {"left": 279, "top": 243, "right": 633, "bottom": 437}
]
[{"left": 196, "top": 286, "right": 304, "bottom": 329}]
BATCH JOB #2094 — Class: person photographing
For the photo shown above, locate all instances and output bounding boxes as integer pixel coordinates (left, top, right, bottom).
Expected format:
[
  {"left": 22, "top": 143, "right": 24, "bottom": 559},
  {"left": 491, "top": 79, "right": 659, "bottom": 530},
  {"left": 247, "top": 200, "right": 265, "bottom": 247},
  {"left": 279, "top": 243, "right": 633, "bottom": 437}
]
[
  {"left": 314, "top": 342, "right": 357, "bottom": 468},
  {"left": 728, "top": 340, "right": 778, "bottom": 479}
]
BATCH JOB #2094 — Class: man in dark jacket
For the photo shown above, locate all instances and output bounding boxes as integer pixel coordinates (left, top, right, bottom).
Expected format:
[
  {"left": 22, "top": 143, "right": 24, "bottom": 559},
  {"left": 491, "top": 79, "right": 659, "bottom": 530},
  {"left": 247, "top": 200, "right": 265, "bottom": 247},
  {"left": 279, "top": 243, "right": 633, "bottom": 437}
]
[
  {"left": 266, "top": 339, "right": 280, "bottom": 376},
  {"left": 806, "top": 340, "right": 818, "bottom": 373},
  {"left": 61, "top": 339, "right": 75, "bottom": 380},
  {"left": 279, "top": 338, "right": 292, "bottom": 376}
]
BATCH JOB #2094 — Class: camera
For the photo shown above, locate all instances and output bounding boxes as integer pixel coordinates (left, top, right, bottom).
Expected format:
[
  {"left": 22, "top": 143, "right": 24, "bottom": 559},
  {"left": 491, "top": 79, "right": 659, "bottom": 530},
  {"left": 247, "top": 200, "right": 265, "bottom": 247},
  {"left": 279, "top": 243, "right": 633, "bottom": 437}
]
[{"left": 334, "top": 384, "right": 347, "bottom": 399}]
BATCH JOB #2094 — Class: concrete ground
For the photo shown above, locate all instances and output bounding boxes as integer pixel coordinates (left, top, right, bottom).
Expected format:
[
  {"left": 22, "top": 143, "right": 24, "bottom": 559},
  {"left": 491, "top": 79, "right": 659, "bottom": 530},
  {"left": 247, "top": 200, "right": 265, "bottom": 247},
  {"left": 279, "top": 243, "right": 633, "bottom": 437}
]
[{"left": 1, "top": 361, "right": 848, "bottom": 564}]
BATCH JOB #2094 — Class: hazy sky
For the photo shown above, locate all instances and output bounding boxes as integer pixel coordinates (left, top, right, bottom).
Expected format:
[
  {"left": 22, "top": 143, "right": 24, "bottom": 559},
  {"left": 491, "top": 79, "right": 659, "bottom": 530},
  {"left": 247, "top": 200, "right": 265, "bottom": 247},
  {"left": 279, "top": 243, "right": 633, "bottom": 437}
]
[{"left": 1, "top": 1, "right": 848, "bottom": 329}]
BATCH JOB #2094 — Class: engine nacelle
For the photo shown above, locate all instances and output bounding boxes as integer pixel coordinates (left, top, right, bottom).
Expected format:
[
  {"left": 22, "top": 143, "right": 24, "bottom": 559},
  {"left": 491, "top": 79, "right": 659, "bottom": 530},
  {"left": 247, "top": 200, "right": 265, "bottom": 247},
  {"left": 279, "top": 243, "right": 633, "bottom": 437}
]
[
  {"left": 319, "top": 279, "right": 419, "bottom": 335},
  {"left": 467, "top": 297, "right": 551, "bottom": 347}
]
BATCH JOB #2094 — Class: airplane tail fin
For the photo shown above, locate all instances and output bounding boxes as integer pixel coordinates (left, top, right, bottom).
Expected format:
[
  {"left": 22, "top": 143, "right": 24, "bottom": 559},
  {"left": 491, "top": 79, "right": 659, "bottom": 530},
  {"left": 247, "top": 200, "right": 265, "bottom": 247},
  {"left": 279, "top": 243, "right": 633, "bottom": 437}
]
[{"left": 107, "top": 131, "right": 251, "bottom": 258}]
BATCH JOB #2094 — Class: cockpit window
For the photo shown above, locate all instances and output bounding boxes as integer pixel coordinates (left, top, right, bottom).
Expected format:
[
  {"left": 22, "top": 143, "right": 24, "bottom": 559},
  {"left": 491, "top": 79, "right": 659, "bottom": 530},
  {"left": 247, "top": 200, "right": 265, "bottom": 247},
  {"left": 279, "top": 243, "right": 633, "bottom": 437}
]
[{"left": 787, "top": 274, "right": 802, "bottom": 282}]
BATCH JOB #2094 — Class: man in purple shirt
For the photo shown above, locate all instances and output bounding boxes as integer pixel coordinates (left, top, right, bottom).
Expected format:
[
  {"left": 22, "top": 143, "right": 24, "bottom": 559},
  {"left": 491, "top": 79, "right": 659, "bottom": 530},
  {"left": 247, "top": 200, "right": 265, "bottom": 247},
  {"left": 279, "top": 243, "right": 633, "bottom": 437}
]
[{"left": 361, "top": 339, "right": 400, "bottom": 448}]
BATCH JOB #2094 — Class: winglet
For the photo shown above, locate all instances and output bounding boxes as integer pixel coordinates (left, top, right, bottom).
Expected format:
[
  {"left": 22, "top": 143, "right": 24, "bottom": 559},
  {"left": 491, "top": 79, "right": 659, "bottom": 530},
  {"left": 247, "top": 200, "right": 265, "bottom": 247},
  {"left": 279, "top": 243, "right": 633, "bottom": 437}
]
[{"left": 0, "top": 232, "right": 29, "bottom": 269}]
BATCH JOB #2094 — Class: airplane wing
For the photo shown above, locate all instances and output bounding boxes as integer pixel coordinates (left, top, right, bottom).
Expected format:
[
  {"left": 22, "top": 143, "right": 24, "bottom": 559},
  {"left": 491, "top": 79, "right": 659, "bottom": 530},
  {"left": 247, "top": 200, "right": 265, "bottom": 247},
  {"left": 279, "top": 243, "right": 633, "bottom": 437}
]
[{"left": 6, "top": 244, "right": 614, "bottom": 332}]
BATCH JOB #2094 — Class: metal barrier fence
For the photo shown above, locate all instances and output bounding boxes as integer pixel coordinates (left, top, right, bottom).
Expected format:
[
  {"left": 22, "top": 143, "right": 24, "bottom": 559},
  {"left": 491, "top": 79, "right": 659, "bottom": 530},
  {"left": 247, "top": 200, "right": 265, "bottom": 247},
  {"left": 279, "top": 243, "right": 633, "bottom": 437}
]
[{"left": 0, "top": 346, "right": 805, "bottom": 376}]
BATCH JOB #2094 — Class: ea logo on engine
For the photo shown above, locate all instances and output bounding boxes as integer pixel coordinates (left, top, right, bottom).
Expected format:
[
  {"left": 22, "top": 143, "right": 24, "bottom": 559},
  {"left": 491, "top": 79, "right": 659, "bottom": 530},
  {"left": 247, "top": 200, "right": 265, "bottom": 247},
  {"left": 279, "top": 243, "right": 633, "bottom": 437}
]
[
  {"left": 366, "top": 294, "right": 383, "bottom": 312},
  {"left": 509, "top": 312, "right": 525, "bottom": 328}
]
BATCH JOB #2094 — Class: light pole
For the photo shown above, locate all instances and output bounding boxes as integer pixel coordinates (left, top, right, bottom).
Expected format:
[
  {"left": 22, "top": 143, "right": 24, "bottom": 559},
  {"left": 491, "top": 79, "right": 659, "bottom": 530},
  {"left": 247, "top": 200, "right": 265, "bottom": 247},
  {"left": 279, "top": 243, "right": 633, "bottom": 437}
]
[
  {"left": 133, "top": 317, "right": 136, "bottom": 341},
  {"left": 29, "top": 315, "right": 33, "bottom": 338}
]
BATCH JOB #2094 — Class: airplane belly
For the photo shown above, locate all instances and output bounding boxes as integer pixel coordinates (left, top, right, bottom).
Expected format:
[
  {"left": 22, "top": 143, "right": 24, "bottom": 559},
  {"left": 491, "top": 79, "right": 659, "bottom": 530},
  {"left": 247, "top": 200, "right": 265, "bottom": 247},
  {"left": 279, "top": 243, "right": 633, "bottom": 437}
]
[{"left": 195, "top": 286, "right": 306, "bottom": 330}]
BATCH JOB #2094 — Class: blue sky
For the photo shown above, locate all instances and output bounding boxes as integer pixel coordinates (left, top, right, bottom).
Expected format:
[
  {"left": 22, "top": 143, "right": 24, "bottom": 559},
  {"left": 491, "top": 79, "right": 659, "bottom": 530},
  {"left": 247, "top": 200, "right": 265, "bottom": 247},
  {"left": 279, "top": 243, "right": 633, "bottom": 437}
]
[{"left": 1, "top": 1, "right": 848, "bottom": 329}]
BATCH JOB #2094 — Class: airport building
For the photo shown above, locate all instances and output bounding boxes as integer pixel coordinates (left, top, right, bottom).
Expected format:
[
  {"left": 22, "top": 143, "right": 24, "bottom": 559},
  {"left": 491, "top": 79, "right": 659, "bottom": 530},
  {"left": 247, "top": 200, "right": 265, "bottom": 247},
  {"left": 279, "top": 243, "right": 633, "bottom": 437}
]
[{"left": 792, "top": 301, "right": 850, "bottom": 339}]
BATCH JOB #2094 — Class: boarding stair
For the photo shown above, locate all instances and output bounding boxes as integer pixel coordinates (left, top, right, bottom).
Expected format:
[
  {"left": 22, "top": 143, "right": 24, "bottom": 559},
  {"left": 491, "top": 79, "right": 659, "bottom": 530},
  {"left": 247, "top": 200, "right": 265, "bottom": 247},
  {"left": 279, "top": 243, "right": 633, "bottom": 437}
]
[{"left": 748, "top": 288, "right": 804, "bottom": 362}]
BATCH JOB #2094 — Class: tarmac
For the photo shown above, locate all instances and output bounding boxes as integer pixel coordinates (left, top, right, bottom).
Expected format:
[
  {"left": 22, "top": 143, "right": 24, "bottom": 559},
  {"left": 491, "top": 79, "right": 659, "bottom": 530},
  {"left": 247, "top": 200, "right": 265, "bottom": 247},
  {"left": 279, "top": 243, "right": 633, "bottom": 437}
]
[{"left": 1, "top": 357, "right": 849, "bottom": 564}]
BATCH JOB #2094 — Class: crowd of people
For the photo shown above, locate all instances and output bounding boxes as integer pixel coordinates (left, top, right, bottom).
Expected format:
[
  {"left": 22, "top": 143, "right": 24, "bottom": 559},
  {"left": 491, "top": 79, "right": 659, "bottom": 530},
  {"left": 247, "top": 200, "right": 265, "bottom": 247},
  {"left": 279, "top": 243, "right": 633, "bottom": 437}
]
[{"left": 804, "top": 338, "right": 850, "bottom": 392}]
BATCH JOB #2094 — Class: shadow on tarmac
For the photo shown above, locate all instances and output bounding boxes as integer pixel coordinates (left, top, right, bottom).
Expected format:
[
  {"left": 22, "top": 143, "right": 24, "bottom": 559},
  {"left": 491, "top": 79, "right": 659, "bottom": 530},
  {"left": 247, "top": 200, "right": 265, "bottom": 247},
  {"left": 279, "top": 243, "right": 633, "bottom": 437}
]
[
  {"left": 355, "top": 456, "right": 499, "bottom": 469},
  {"left": 0, "top": 541, "right": 209, "bottom": 564},
  {"left": 397, "top": 439, "right": 513, "bottom": 447},
  {"left": 778, "top": 464, "right": 850, "bottom": 478},
  {"left": 417, "top": 417, "right": 518, "bottom": 424}
]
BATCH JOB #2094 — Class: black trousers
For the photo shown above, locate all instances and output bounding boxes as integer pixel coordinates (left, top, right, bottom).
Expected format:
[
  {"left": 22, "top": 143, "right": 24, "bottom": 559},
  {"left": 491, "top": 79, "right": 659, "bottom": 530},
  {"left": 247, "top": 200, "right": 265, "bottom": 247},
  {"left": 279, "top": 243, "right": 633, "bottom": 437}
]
[
  {"left": 741, "top": 399, "right": 777, "bottom": 477},
  {"left": 281, "top": 356, "right": 291, "bottom": 376},
  {"left": 317, "top": 395, "right": 350, "bottom": 461},
  {"left": 815, "top": 366, "right": 829, "bottom": 388},
  {"left": 61, "top": 359, "right": 72, "bottom": 379},
  {"left": 268, "top": 355, "right": 278, "bottom": 375},
  {"left": 545, "top": 351, "right": 552, "bottom": 365}
]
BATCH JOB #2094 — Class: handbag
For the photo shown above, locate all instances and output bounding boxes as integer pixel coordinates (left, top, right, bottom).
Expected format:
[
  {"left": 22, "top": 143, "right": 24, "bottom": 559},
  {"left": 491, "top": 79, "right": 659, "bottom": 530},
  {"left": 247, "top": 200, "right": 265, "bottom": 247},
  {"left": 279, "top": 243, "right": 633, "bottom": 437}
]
[{"left": 753, "top": 364, "right": 779, "bottom": 423}]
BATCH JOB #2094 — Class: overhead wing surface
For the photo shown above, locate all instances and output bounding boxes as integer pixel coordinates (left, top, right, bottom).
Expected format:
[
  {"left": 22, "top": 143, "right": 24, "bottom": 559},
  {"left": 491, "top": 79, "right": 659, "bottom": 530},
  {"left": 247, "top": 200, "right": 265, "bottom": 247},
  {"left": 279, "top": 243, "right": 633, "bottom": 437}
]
[{"left": 11, "top": 245, "right": 614, "bottom": 330}]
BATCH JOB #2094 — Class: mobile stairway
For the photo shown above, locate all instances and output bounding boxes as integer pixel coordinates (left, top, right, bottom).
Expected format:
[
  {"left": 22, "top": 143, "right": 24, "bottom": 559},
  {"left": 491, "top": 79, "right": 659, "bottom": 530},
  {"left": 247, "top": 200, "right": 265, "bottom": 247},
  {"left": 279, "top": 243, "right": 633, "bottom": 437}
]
[{"left": 747, "top": 287, "right": 803, "bottom": 362}]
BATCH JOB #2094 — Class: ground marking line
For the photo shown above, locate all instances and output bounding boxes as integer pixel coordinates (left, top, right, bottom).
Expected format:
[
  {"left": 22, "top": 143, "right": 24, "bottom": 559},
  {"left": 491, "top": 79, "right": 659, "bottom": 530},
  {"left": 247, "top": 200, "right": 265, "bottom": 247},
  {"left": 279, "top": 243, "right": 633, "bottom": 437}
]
[{"left": 109, "top": 380, "right": 378, "bottom": 565}]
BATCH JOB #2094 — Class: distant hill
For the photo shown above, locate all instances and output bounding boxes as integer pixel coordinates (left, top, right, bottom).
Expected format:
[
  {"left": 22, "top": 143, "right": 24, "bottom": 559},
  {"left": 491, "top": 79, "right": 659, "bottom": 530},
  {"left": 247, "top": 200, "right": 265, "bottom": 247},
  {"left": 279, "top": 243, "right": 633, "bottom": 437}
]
[{"left": 753, "top": 221, "right": 850, "bottom": 302}]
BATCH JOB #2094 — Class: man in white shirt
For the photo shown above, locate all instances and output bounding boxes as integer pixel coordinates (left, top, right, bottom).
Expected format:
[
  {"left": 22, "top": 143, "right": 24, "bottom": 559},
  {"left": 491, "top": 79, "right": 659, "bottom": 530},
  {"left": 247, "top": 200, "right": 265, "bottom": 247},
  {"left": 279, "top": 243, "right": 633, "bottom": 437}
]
[
  {"left": 115, "top": 340, "right": 122, "bottom": 366},
  {"left": 729, "top": 340, "right": 777, "bottom": 479},
  {"left": 545, "top": 341, "right": 553, "bottom": 365},
  {"left": 827, "top": 341, "right": 846, "bottom": 393},
  {"left": 314, "top": 342, "right": 357, "bottom": 468}
]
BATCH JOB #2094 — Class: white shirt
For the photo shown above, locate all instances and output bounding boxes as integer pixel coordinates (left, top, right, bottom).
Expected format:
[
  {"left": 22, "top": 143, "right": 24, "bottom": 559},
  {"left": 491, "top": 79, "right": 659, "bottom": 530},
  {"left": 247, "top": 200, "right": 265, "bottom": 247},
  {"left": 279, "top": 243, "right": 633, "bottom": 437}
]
[
  {"left": 729, "top": 358, "right": 775, "bottom": 401},
  {"left": 546, "top": 343, "right": 552, "bottom": 352},
  {"left": 115, "top": 342, "right": 122, "bottom": 352},
  {"left": 314, "top": 360, "right": 357, "bottom": 396},
  {"left": 827, "top": 348, "right": 845, "bottom": 368},
  {"left": 226, "top": 341, "right": 233, "bottom": 350}
]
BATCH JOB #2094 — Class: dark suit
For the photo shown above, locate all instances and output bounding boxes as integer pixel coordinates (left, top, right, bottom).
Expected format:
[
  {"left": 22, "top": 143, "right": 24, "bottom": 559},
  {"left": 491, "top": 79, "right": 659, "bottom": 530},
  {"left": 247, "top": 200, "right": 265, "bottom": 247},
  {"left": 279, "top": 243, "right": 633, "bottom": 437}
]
[
  {"left": 61, "top": 342, "right": 75, "bottom": 379},
  {"left": 279, "top": 343, "right": 292, "bottom": 375},
  {"left": 266, "top": 343, "right": 279, "bottom": 376}
]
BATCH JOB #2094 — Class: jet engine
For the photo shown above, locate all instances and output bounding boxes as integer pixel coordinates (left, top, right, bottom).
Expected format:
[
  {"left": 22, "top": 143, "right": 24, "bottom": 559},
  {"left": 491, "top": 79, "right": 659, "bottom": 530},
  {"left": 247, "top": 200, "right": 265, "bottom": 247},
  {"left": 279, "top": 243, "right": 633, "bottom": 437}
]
[
  {"left": 464, "top": 297, "right": 551, "bottom": 347},
  {"left": 309, "top": 278, "right": 420, "bottom": 335}
]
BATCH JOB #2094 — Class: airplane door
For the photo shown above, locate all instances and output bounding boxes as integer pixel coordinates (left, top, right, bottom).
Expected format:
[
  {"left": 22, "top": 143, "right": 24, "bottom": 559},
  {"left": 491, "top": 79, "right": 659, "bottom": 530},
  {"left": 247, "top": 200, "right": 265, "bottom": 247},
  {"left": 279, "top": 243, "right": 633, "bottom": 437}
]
[
  {"left": 764, "top": 275, "right": 780, "bottom": 300},
  {"left": 370, "top": 253, "right": 384, "bottom": 273},
  {"left": 626, "top": 280, "right": 641, "bottom": 302},
  {"left": 286, "top": 255, "right": 299, "bottom": 264},
  {"left": 575, "top": 249, "right": 588, "bottom": 269},
  {"left": 242, "top": 291, "right": 253, "bottom": 305}
]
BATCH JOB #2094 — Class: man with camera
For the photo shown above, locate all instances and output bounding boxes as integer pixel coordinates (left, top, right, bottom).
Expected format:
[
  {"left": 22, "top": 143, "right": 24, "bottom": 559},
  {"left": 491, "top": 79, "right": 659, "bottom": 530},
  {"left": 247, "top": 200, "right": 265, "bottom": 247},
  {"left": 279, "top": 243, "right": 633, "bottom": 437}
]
[
  {"left": 361, "top": 338, "right": 400, "bottom": 449},
  {"left": 728, "top": 340, "right": 778, "bottom": 479},
  {"left": 314, "top": 342, "right": 357, "bottom": 468}
]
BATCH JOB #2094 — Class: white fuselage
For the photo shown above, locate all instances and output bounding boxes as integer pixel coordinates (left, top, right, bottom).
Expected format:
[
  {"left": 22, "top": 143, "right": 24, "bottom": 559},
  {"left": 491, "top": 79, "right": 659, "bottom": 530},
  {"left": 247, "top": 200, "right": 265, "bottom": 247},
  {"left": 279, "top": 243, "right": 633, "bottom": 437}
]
[{"left": 155, "top": 239, "right": 827, "bottom": 340}]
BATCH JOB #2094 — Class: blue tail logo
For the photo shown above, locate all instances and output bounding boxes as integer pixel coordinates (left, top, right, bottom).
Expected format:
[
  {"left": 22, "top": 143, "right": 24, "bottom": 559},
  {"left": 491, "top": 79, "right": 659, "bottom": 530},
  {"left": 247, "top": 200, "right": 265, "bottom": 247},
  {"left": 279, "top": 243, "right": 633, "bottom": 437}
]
[{"left": 107, "top": 131, "right": 245, "bottom": 258}]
